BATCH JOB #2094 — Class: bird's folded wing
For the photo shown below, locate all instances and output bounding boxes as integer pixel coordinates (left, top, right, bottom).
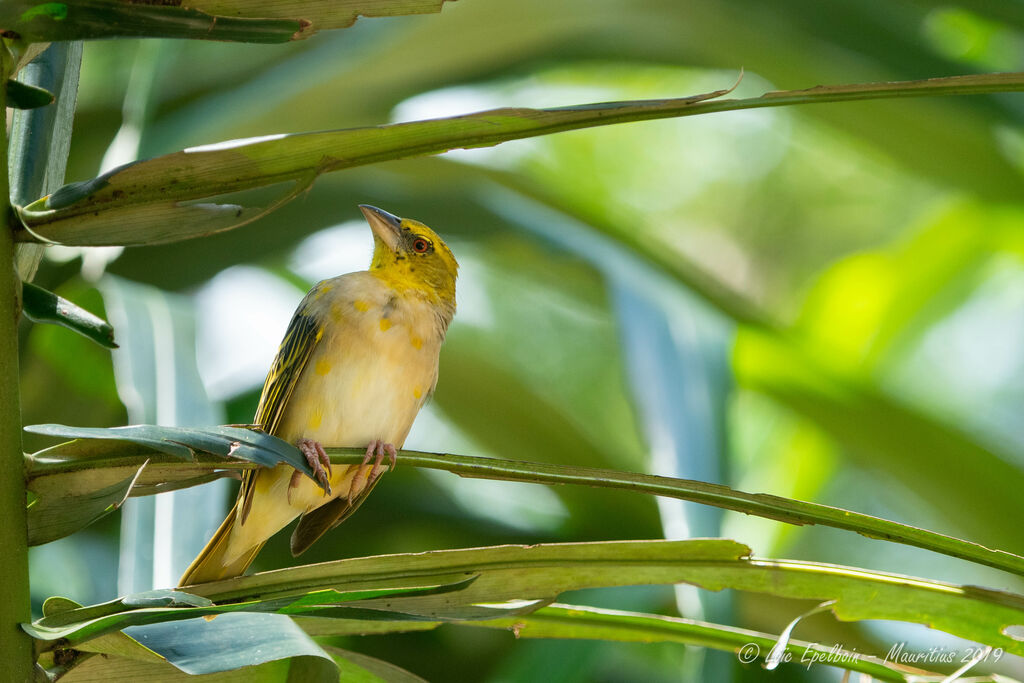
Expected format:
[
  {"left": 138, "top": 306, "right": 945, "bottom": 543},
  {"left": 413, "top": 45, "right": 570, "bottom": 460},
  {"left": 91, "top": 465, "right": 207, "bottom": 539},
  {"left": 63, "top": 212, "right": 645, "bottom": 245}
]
[{"left": 240, "top": 305, "right": 324, "bottom": 523}]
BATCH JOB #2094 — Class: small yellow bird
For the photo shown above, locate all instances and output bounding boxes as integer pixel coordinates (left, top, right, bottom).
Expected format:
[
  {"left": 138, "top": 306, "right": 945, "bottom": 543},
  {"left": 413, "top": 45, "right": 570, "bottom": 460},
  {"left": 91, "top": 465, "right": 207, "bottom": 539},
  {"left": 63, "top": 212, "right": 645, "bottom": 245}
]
[{"left": 179, "top": 205, "right": 458, "bottom": 585}]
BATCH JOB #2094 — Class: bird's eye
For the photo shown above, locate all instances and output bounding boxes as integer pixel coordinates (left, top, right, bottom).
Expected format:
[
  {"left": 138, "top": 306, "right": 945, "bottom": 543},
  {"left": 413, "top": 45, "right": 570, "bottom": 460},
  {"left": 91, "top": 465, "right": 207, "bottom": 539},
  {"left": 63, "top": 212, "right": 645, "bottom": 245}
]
[{"left": 412, "top": 237, "right": 431, "bottom": 253}]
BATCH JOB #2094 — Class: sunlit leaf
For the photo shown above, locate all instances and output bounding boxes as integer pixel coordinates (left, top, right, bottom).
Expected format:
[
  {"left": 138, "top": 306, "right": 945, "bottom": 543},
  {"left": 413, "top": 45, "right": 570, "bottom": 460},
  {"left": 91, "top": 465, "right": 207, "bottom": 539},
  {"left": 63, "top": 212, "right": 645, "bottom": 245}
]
[
  {"left": 179, "top": 539, "right": 1024, "bottom": 655},
  {"left": 20, "top": 74, "right": 1024, "bottom": 248},
  {"left": 25, "top": 440, "right": 1024, "bottom": 576},
  {"left": 463, "top": 604, "right": 931, "bottom": 682}
]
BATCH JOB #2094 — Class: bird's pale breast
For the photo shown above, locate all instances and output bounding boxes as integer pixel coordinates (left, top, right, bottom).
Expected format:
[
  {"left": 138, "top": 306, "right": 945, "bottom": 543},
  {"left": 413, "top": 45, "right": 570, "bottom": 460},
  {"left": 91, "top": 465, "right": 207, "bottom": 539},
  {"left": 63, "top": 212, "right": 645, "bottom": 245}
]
[{"left": 228, "top": 272, "right": 445, "bottom": 558}]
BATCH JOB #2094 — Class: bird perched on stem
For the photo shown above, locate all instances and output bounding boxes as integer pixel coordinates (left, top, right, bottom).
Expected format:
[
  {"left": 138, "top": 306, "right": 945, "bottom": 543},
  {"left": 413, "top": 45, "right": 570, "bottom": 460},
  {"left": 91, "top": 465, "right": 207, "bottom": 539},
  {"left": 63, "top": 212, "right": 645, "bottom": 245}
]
[{"left": 180, "top": 205, "right": 457, "bottom": 585}]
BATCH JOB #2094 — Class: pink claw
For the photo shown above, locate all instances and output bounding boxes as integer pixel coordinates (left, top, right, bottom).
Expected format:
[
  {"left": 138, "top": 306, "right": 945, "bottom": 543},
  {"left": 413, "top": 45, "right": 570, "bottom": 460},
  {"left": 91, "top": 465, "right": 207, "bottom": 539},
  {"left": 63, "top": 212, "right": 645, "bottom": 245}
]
[
  {"left": 350, "top": 440, "right": 396, "bottom": 494},
  {"left": 295, "top": 438, "right": 332, "bottom": 496}
]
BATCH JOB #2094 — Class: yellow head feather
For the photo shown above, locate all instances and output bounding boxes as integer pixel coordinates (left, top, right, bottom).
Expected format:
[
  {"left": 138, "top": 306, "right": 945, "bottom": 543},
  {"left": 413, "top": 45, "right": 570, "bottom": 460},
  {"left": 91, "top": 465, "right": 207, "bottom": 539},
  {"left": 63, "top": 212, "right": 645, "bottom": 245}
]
[{"left": 360, "top": 206, "right": 458, "bottom": 319}]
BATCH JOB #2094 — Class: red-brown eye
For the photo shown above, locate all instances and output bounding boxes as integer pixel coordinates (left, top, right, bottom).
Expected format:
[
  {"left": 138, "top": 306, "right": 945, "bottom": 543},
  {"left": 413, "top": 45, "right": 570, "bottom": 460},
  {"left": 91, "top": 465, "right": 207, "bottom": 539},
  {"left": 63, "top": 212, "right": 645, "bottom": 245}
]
[{"left": 412, "top": 238, "right": 431, "bottom": 253}]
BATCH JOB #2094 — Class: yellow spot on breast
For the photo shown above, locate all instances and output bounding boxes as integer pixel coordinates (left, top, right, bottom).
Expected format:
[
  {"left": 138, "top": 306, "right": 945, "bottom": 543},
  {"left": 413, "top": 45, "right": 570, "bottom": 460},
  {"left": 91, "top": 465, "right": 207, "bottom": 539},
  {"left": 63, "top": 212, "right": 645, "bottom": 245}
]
[
  {"left": 379, "top": 317, "right": 392, "bottom": 332},
  {"left": 353, "top": 300, "right": 370, "bottom": 312},
  {"left": 413, "top": 387, "right": 423, "bottom": 399},
  {"left": 313, "top": 283, "right": 334, "bottom": 300},
  {"left": 330, "top": 304, "right": 343, "bottom": 322},
  {"left": 410, "top": 336, "right": 423, "bottom": 349},
  {"left": 307, "top": 409, "right": 323, "bottom": 431},
  {"left": 315, "top": 359, "right": 332, "bottom": 376}
]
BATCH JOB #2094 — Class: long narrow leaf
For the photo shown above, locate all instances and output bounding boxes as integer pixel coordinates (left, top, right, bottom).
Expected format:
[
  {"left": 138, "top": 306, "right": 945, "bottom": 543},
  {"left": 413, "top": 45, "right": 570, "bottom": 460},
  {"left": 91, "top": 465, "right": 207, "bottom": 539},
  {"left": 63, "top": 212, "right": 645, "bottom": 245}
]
[
  {"left": 167, "top": 540, "right": 1024, "bottom": 656},
  {"left": 25, "top": 580, "right": 473, "bottom": 644},
  {"left": 464, "top": 604, "right": 937, "bottom": 683},
  {"left": 17, "top": 73, "right": 1024, "bottom": 247},
  {"left": 25, "top": 423, "right": 314, "bottom": 474},
  {"left": 9, "top": 41, "right": 82, "bottom": 280},
  {"left": 23, "top": 432, "right": 1024, "bottom": 577}
]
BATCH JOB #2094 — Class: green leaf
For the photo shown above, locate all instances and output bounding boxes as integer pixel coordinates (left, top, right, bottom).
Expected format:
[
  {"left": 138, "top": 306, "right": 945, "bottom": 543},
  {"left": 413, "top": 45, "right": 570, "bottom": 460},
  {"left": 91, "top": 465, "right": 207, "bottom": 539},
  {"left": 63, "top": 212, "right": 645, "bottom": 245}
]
[
  {"left": 320, "top": 451, "right": 1024, "bottom": 581},
  {"left": 25, "top": 441, "right": 1024, "bottom": 577},
  {"left": 19, "top": 73, "right": 1024, "bottom": 247},
  {"left": 462, "top": 604, "right": 929, "bottom": 683},
  {"left": 21, "top": 280, "right": 117, "bottom": 349},
  {"left": 25, "top": 580, "right": 474, "bottom": 643},
  {"left": 178, "top": 539, "right": 1024, "bottom": 656},
  {"left": 124, "top": 613, "right": 336, "bottom": 678},
  {"left": 5, "top": 78, "right": 53, "bottom": 109}
]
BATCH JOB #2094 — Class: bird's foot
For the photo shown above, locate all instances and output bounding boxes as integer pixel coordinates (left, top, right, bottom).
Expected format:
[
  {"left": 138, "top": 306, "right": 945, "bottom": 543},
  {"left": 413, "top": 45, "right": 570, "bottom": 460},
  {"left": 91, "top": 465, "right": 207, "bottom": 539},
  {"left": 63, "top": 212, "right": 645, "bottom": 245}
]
[
  {"left": 290, "top": 438, "right": 332, "bottom": 498},
  {"left": 350, "top": 440, "right": 396, "bottom": 495}
]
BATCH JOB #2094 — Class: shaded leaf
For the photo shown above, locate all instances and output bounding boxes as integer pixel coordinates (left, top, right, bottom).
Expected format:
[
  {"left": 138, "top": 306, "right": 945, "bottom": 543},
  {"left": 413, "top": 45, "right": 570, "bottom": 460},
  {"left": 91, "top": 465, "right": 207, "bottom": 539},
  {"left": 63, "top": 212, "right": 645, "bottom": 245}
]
[
  {"left": 2, "top": 0, "right": 453, "bottom": 43},
  {"left": 1, "top": 0, "right": 300, "bottom": 43},
  {"left": 27, "top": 460, "right": 143, "bottom": 545},
  {"left": 21, "top": 280, "right": 117, "bottom": 349},
  {"left": 9, "top": 41, "right": 82, "bottom": 280},
  {"left": 6, "top": 78, "right": 53, "bottom": 109},
  {"left": 25, "top": 423, "right": 314, "bottom": 477}
]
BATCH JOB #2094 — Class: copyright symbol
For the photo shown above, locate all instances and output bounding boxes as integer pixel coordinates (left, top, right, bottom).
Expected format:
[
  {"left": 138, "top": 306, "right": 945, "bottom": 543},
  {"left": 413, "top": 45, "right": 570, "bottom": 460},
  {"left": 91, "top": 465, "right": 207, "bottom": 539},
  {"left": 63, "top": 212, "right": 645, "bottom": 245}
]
[{"left": 738, "top": 643, "right": 760, "bottom": 664}]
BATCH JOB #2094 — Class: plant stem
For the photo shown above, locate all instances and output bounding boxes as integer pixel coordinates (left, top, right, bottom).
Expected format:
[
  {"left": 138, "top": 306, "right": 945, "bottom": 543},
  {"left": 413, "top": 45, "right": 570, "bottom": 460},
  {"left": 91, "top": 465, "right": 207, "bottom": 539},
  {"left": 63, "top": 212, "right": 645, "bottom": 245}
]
[{"left": 0, "top": 46, "right": 34, "bottom": 681}]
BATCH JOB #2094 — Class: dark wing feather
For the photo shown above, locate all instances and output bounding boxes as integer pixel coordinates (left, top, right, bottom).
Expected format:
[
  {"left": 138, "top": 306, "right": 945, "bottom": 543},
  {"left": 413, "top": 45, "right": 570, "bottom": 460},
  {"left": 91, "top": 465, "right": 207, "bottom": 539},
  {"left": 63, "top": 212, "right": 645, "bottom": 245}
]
[
  {"left": 290, "top": 474, "right": 385, "bottom": 556},
  {"left": 239, "top": 306, "right": 323, "bottom": 524}
]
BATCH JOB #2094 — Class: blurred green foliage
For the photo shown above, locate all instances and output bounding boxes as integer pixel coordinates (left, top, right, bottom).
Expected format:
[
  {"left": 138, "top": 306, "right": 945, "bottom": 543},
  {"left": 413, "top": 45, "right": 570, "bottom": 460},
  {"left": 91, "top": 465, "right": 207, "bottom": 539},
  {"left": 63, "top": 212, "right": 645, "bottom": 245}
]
[{"left": 18, "top": 0, "right": 1024, "bottom": 680}]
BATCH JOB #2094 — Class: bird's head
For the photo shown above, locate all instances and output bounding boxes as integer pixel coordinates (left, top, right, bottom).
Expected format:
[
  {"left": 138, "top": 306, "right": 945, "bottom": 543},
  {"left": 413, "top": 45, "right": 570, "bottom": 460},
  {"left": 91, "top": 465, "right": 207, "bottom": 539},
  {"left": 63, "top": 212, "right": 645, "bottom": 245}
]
[{"left": 360, "top": 205, "right": 458, "bottom": 311}]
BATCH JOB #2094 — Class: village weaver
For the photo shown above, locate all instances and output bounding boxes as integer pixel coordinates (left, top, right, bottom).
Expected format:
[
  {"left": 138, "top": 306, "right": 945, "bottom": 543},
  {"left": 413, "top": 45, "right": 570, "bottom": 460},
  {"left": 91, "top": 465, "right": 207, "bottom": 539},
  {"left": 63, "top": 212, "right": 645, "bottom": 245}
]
[{"left": 179, "top": 205, "right": 458, "bottom": 585}]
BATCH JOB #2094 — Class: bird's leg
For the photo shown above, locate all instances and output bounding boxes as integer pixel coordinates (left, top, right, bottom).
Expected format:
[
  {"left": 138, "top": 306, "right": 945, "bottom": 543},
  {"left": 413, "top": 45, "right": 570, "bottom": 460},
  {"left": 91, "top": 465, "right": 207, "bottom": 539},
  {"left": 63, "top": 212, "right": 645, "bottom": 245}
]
[
  {"left": 350, "top": 440, "right": 396, "bottom": 495},
  {"left": 293, "top": 438, "right": 332, "bottom": 496}
]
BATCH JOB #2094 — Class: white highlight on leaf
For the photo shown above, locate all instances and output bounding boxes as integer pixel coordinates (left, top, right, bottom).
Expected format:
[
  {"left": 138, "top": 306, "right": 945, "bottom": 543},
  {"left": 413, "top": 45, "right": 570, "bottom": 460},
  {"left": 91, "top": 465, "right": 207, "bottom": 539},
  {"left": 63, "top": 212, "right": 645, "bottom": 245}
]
[
  {"left": 765, "top": 600, "right": 836, "bottom": 670},
  {"left": 941, "top": 645, "right": 990, "bottom": 682},
  {"left": 185, "top": 133, "right": 288, "bottom": 154}
]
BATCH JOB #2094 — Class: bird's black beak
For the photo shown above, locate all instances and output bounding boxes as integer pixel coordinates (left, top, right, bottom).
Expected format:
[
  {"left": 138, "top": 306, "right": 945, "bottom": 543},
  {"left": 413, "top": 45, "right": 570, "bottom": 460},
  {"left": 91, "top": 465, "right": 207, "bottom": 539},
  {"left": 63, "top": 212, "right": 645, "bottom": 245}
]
[{"left": 359, "top": 204, "right": 403, "bottom": 252}]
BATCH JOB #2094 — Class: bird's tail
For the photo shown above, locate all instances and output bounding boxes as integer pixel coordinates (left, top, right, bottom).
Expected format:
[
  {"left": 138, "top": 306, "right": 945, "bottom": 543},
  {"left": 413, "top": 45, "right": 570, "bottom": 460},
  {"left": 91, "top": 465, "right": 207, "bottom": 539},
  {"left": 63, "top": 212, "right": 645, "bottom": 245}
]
[{"left": 178, "top": 506, "right": 264, "bottom": 586}]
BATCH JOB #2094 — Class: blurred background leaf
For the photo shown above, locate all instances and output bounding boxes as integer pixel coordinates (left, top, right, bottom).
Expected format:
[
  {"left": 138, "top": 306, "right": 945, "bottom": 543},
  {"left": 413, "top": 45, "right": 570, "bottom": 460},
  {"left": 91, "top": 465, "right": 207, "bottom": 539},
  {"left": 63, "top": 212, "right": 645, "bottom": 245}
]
[{"left": 20, "top": 0, "right": 1024, "bottom": 680}]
